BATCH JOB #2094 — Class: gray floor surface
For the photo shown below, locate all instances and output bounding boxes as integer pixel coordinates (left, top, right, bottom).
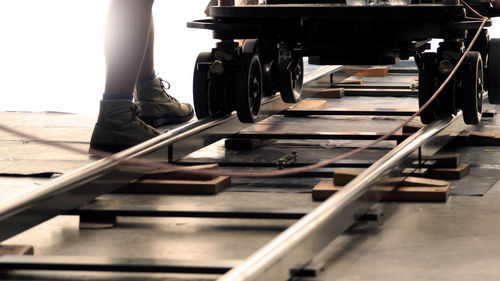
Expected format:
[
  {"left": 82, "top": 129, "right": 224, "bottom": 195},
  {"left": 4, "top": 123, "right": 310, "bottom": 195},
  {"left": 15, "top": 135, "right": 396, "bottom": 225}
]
[{"left": 2, "top": 86, "right": 500, "bottom": 279}]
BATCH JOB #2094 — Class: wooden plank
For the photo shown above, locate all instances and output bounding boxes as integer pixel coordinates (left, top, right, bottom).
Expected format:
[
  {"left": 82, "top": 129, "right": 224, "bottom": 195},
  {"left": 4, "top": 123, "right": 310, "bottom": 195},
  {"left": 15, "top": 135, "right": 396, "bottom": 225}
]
[
  {"left": 312, "top": 180, "right": 450, "bottom": 202},
  {"left": 333, "top": 168, "right": 449, "bottom": 187},
  {"left": 79, "top": 199, "right": 117, "bottom": 229},
  {"left": 403, "top": 167, "right": 429, "bottom": 178},
  {"left": 402, "top": 123, "right": 423, "bottom": 134},
  {"left": 427, "top": 163, "right": 471, "bottom": 180},
  {"left": 344, "top": 66, "right": 389, "bottom": 77},
  {"left": 311, "top": 88, "right": 345, "bottom": 99},
  {"left": 336, "top": 78, "right": 363, "bottom": 85},
  {"left": 0, "top": 245, "right": 34, "bottom": 256},
  {"left": 333, "top": 168, "right": 363, "bottom": 186},
  {"left": 384, "top": 185, "right": 450, "bottom": 202},
  {"left": 401, "top": 176, "right": 449, "bottom": 187},
  {"left": 465, "top": 131, "right": 500, "bottom": 146},
  {"left": 427, "top": 154, "right": 460, "bottom": 169},
  {"left": 312, "top": 181, "right": 341, "bottom": 201},
  {"left": 115, "top": 176, "right": 231, "bottom": 195},
  {"left": 293, "top": 99, "right": 328, "bottom": 109},
  {"left": 144, "top": 164, "right": 219, "bottom": 181},
  {"left": 344, "top": 66, "right": 368, "bottom": 77},
  {"left": 356, "top": 67, "right": 389, "bottom": 77}
]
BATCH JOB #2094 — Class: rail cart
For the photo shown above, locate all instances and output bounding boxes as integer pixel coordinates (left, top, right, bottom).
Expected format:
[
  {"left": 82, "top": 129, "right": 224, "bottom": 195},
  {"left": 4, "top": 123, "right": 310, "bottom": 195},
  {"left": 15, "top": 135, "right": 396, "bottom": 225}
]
[{"left": 188, "top": 0, "right": 500, "bottom": 124}]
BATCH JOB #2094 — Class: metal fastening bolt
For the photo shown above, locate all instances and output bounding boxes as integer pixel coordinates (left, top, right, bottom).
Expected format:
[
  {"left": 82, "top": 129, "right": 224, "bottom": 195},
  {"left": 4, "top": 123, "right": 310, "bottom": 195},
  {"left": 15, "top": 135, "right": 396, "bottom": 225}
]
[
  {"left": 442, "top": 50, "right": 460, "bottom": 60},
  {"left": 210, "top": 60, "right": 225, "bottom": 75},
  {"left": 218, "top": 0, "right": 235, "bottom": 6},
  {"left": 438, "top": 60, "right": 454, "bottom": 75},
  {"left": 215, "top": 50, "right": 233, "bottom": 61},
  {"left": 276, "top": 150, "right": 298, "bottom": 169},
  {"left": 410, "top": 83, "right": 418, "bottom": 91}
]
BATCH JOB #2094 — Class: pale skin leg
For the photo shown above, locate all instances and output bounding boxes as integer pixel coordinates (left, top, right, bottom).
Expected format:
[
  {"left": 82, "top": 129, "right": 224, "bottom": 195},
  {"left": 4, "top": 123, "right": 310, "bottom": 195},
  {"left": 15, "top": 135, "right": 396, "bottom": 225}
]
[
  {"left": 104, "top": 0, "right": 155, "bottom": 95},
  {"left": 138, "top": 18, "right": 156, "bottom": 80}
]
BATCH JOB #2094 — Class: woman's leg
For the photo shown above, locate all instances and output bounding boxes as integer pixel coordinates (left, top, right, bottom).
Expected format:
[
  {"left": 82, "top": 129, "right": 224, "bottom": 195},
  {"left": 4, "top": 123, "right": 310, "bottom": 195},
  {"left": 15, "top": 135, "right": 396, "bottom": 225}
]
[
  {"left": 138, "top": 17, "right": 155, "bottom": 81},
  {"left": 90, "top": 0, "right": 160, "bottom": 154},
  {"left": 104, "top": 0, "right": 154, "bottom": 95}
]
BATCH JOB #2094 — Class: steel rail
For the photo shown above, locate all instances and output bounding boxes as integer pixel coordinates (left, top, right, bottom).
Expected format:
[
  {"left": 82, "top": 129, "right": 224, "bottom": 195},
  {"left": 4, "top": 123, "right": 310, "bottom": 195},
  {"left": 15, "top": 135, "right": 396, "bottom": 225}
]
[
  {"left": 0, "top": 65, "right": 342, "bottom": 243},
  {"left": 219, "top": 112, "right": 466, "bottom": 281},
  {"left": 0, "top": 62, "right": 466, "bottom": 280}
]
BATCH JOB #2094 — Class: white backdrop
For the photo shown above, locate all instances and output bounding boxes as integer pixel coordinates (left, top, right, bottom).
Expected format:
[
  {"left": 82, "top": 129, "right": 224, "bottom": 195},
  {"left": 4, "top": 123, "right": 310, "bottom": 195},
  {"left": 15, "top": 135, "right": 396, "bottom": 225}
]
[
  {"left": 0, "top": 0, "right": 214, "bottom": 114},
  {"left": 0, "top": 1, "right": 498, "bottom": 114}
]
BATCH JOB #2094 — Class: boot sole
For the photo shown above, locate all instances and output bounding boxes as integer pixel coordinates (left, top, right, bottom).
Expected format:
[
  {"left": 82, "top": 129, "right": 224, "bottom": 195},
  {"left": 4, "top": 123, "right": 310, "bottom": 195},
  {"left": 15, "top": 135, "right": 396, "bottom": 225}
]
[
  {"left": 88, "top": 143, "right": 131, "bottom": 155},
  {"left": 140, "top": 115, "right": 193, "bottom": 128}
]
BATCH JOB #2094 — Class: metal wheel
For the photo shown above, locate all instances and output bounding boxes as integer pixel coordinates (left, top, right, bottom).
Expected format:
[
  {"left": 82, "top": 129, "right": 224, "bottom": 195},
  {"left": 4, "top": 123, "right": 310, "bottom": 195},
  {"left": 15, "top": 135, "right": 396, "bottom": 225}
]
[
  {"left": 418, "top": 52, "right": 440, "bottom": 124},
  {"left": 468, "top": 29, "right": 489, "bottom": 61},
  {"left": 263, "top": 60, "right": 279, "bottom": 97},
  {"left": 235, "top": 53, "right": 263, "bottom": 123},
  {"left": 462, "top": 51, "right": 484, "bottom": 125},
  {"left": 488, "top": 38, "right": 500, "bottom": 104},
  {"left": 242, "top": 39, "right": 259, "bottom": 54},
  {"left": 208, "top": 74, "right": 231, "bottom": 116},
  {"left": 193, "top": 52, "right": 212, "bottom": 119},
  {"left": 278, "top": 53, "right": 304, "bottom": 103}
]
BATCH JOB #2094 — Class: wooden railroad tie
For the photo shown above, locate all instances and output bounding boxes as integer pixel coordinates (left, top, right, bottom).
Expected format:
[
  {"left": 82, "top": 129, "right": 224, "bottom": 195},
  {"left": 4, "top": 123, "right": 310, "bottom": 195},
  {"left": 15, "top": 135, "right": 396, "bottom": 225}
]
[
  {"left": 293, "top": 99, "right": 328, "bottom": 109},
  {"left": 458, "top": 130, "right": 500, "bottom": 146},
  {"left": 114, "top": 164, "right": 230, "bottom": 195},
  {"left": 311, "top": 88, "right": 345, "bottom": 99},
  {"left": 427, "top": 153, "right": 460, "bottom": 169},
  {"left": 424, "top": 154, "right": 470, "bottom": 180},
  {"left": 336, "top": 78, "right": 363, "bottom": 85},
  {"left": 79, "top": 199, "right": 118, "bottom": 229},
  {"left": 426, "top": 163, "right": 470, "bottom": 180},
  {"left": 312, "top": 168, "right": 451, "bottom": 202},
  {"left": 343, "top": 66, "right": 390, "bottom": 77},
  {"left": 402, "top": 122, "right": 423, "bottom": 134}
]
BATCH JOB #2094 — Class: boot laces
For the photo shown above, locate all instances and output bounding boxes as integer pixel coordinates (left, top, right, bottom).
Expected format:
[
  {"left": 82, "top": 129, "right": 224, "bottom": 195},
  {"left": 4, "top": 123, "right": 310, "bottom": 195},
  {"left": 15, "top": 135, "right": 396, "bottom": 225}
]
[
  {"left": 130, "top": 104, "right": 156, "bottom": 133},
  {"left": 130, "top": 103, "right": 142, "bottom": 118},
  {"left": 158, "top": 77, "right": 179, "bottom": 103}
]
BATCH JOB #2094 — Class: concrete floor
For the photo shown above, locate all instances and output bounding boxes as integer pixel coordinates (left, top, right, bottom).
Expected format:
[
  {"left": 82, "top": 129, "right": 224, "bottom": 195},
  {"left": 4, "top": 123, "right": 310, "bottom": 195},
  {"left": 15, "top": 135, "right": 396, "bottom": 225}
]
[
  {"left": 3, "top": 174, "right": 500, "bottom": 280},
  {"left": 0, "top": 110, "right": 316, "bottom": 280},
  {"left": 2, "top": 111, "right": 500, "bottom": 281},
  {"left": 310, "top": 183, "right": 500, "bottom": 280},
  {"left": 1, "top": 192, "right": 316, "bottom": 281},
  {"left": 2, "top": 89, "right": 500, "bottom": 279}
]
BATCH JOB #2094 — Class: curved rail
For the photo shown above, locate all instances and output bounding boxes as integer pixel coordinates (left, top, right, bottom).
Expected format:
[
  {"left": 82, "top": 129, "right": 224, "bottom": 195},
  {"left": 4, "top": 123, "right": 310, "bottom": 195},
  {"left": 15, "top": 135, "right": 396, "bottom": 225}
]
[
  {"left": 220, "top": 112, "right": 466, "bottom": 281},
  {"left": 0, "top": 63, "right": 467, "bottom": 280},
  {"left": 0, "top": 65, "right": 342, "bottom": 243}
]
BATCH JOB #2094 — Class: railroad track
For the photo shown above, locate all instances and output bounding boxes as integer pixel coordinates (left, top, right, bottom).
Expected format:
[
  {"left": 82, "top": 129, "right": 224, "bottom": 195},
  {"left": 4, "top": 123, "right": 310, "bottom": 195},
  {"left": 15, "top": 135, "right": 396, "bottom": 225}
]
[{"left": 0, "top": 64, "right": 467, "bottom": 280}]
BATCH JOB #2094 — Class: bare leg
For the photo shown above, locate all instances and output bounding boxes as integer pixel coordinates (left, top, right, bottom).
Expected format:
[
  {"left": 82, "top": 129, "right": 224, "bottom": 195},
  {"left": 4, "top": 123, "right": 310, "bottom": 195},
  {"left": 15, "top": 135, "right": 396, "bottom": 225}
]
[
  {"left": 104, "top": 0, "right": 154, "bottom": 95},
  {"left": 138, "top": 17, "right": 155, "bottom": 80},
  {"left": 133, "top": 13, "right": 194, "bottom": 127}
]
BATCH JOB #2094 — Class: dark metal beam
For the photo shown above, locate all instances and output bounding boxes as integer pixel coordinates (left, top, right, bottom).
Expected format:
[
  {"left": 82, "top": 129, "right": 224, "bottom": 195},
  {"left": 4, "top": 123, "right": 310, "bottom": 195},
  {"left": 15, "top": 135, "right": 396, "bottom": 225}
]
[
  {"left": 342, "top": 88, "right": 417, "bottom": 97},
  {"left": 283, "top": 108, "right": 416, "bottom": 117},
  {"left": 227, "top": 131, "right": 406, "bottom": 141},
  {"left": 74, "top": 204, "right": 310, "bottom": 220},
  {"left": 330, "top": 83, "right": 415, "bottom": 90},
  {"left": 0, "top": 255, "right": 238, "bottom": 274}
]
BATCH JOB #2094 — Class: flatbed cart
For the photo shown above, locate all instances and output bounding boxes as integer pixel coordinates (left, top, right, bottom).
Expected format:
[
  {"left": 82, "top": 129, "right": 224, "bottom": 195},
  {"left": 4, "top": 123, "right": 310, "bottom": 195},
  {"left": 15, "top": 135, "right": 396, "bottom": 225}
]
[{"left": 187, "top": 0, "right": 500, "bottom": 124}]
